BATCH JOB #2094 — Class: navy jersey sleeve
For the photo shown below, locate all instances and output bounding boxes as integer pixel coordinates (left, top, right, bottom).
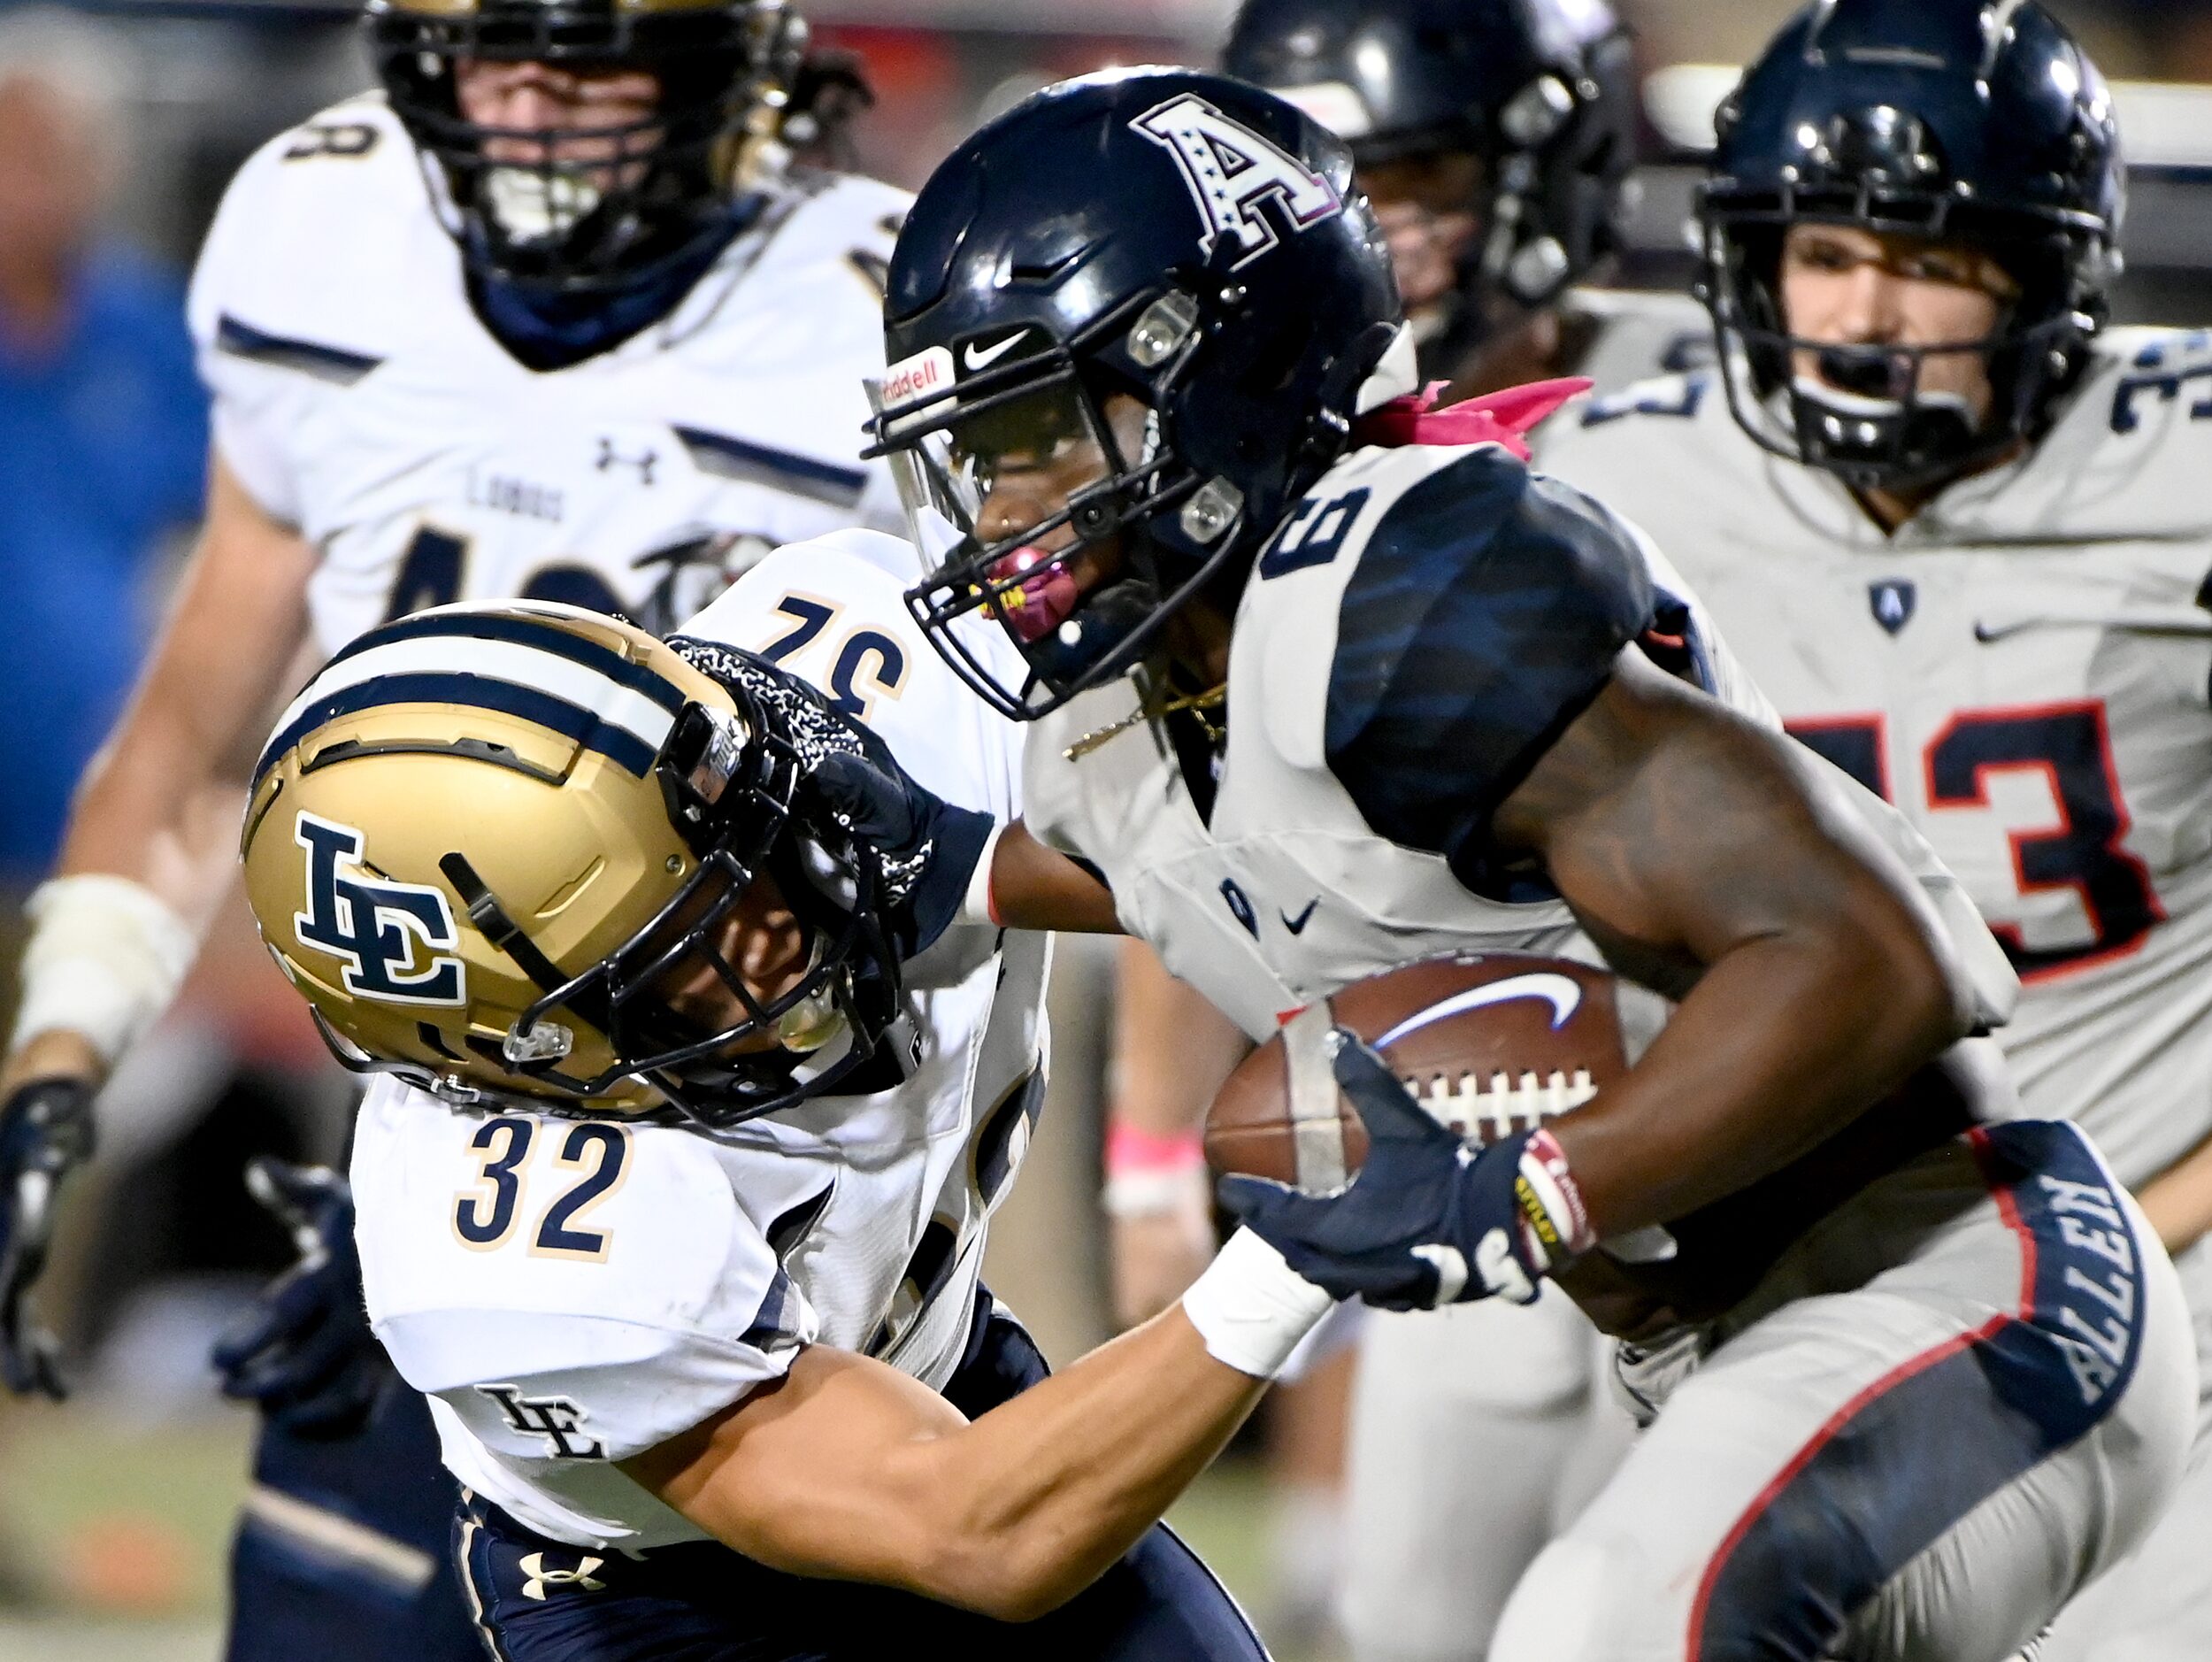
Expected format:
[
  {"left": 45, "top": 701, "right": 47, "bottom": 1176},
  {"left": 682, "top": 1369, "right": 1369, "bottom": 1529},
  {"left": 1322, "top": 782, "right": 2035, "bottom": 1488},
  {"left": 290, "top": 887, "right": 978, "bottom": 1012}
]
[{"left": 1324, "top": 450, "right": 1655, "bottom": 887}]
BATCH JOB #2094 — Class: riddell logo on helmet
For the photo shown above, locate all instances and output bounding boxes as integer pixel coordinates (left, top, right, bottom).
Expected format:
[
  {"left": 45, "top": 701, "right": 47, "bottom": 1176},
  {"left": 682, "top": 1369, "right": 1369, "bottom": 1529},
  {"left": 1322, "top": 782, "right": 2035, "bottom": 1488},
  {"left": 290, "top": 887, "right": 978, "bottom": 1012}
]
[
  {"left": 881, "top": 345, "right": 955, "bottom": 409},
  {"left": 1133, "top": 93, "right": 1341, "bottom": 270}
]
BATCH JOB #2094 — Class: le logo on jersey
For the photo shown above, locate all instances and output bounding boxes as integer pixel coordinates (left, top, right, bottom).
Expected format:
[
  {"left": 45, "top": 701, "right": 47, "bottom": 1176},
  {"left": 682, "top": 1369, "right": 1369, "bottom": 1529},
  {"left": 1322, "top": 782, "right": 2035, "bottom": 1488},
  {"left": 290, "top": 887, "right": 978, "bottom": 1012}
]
[
  {"left": 292, "top": 812, "right": 466, "bottom": 1006},
  {"left": 1133, "top": 94, "right": 1341, "bottom": 270},
  {"left": 479, "top": 1384, "right": 609, "bottom": 1461}
]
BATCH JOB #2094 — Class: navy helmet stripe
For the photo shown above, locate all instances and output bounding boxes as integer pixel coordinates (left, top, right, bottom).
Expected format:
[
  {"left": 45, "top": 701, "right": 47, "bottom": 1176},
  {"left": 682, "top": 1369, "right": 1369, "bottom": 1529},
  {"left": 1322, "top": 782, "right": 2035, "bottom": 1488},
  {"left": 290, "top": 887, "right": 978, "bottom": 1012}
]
[
  {"left": 216, "top": 313, "right": 384, "bottom": 386},
  {"left": 1689, "top": 1120, "right": 2147, "bottom": 1657},
  {"left": 326, "top": 612, "right": 689, "bottom": 716},
  {"left": 255, "top": 673, "right": 660, "bottom": 787},
  {"left": 672, "top": 425, "right": 868, "bottom": 508}
]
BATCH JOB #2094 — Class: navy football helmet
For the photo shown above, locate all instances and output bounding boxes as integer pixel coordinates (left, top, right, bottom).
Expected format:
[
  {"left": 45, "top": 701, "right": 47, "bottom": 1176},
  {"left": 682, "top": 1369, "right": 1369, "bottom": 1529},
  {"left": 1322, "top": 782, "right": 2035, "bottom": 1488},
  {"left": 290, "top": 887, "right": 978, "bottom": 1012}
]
[
  {"left": 368, "top": 0, "right": 812, "bottom": 294},
  {"left": 1225, "top": 0, "right": 1636, "bottom": 350},
  {"left": 1697, "top": 0, "right": 2124, "bottom": 493},
  {"left": 867, "top": 69, "right": 1406, "bottom": 722}
]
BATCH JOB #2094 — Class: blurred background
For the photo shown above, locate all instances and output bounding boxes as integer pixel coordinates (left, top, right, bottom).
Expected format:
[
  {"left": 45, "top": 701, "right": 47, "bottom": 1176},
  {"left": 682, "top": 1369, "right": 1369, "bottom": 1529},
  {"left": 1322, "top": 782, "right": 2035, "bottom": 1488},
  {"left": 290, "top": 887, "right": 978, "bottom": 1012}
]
[{"left": 0, "top": 1, "right": 2208, "bottom": 1658}]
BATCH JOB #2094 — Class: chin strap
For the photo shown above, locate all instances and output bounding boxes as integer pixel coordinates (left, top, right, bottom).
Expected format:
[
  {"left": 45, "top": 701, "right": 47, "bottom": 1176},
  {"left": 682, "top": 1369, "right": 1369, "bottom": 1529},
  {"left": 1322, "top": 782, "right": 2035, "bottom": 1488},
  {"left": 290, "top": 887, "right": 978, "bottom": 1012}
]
[{"left": 1352, "top": 377, "right": 1594, "bottom": 460}]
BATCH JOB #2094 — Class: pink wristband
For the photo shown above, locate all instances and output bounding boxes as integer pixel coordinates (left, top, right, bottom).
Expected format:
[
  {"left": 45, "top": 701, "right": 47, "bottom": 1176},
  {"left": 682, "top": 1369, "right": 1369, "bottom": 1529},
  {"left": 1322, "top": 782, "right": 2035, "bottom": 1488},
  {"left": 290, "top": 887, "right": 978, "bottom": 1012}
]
[{"left": 1105, "top": 1121, "right": 1207, "bottom": 1178}]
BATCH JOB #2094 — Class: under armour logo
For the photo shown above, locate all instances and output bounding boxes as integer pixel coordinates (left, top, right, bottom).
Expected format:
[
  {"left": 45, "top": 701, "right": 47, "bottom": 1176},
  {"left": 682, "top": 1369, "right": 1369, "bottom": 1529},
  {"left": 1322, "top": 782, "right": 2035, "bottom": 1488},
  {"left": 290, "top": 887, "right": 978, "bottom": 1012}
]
[
  {"left": 1133, "top": 93, "right": 1340, "bottom": 270},
  {"left": 292, "top": 812, "right": 465, "bottom": 1005},
  {"left": 477, "top": 1385, "right": 609, "bottom": 1460},
  {"left": 1869, "top": 579, "right": 1916, "bottom": 635},
  {"left": 518, "top": 1550, "right": 606, "bottom": 1602},
  {"left": 595, "top": 438, "right": 658, "bottom": 485}
]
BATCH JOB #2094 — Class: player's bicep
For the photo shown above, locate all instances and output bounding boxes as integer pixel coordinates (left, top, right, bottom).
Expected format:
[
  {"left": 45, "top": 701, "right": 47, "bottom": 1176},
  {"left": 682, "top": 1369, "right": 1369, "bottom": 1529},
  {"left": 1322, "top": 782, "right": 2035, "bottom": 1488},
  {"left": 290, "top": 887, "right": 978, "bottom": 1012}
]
[
  {"left": 621, "top": 1342, "right": 968, "bottom": 1584},
  {"left": 1494, "top": 649, "right": 1952, "bottom": 983}
]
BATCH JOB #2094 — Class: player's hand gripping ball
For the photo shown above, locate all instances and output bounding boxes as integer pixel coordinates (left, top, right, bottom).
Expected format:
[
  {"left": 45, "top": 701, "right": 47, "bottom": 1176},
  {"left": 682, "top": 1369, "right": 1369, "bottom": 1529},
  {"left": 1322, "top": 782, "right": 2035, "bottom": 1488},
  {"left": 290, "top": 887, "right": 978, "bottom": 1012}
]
[{"left": 1208, "top": 954, "right": 1632, "bottom": 1311}]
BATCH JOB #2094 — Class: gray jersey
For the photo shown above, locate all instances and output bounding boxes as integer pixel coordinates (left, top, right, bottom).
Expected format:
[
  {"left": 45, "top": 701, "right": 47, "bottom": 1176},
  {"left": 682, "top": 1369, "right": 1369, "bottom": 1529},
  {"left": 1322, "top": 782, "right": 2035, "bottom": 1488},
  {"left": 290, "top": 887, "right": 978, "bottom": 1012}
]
[
  {"left": 1537, "top": 327, "right": 2212, "bottom": 1189},
  {"left": 1025, "top": 437, "right": 2015, "bottom": 1319}
]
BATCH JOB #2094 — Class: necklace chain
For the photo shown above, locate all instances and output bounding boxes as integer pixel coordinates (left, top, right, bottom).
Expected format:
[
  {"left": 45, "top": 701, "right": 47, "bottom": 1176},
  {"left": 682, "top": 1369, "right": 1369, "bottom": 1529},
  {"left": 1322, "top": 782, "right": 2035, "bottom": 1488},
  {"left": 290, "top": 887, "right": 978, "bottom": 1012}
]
[{"left": 1063, "top": 682, "right": 1227, "bottom": 761}]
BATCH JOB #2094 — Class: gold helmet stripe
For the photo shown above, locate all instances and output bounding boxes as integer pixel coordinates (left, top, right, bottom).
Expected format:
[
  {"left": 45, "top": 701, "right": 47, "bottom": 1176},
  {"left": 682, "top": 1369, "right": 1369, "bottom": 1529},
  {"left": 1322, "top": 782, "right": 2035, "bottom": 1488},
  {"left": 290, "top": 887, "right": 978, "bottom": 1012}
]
[{"left": 258, "top": 626, "right": 687, "bottom": 787}]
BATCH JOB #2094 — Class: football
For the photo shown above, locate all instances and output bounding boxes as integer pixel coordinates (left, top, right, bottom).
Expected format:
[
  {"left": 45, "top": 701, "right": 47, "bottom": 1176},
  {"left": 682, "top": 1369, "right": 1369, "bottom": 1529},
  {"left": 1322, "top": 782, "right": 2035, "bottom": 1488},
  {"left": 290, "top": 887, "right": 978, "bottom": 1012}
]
[{"left": 1206, "top": 952, "right": 1658, "bottom": 1193}]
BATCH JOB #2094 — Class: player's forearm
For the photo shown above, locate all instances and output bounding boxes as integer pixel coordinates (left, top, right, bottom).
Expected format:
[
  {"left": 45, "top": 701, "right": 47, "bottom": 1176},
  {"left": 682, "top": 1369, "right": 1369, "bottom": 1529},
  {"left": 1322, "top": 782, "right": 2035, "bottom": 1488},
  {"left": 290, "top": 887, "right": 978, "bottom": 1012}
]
[
  {"left": 1552, "top": 919, "right": 1959, "bottom": 1235},
  {"left": 6, "top": 457, "right": 315, "bottom": 1082},
  {"left": 636, "top": 1242, "right": 1325, "bottom": 1621},
  {"left": 887, "top": 1308, "right": 1264, "bottom": 1619},
  {"left": 984, "top": 820, "right": 1121, "bottom": 934}
]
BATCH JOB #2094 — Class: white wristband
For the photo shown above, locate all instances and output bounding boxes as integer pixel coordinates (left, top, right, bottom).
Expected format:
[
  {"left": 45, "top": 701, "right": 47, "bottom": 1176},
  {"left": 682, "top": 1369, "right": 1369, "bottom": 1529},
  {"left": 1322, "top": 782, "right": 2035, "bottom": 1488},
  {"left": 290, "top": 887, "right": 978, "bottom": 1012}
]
[
  {"left": 1180, "top": 1227, "right": 1338, "bottom": 1380},
  {"left": 956, "top": 821, "right": 1008, "bottom": 927},
  {"left": 12, "top": 875, "right": 198, "bottom": 1067}
]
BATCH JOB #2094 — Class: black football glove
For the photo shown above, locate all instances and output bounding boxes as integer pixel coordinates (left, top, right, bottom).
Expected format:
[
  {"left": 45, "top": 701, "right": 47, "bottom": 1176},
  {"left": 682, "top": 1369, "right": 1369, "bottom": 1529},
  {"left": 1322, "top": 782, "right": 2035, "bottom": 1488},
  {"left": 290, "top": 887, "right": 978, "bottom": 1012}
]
[
  {"left": 1218, "top": 1032, "right": 1588, "bottom": 1312},
  {"left": 803, "top": 750, "right": 995, "bottom": 958},
  {"left": 0, "top": 1076, "right": 96, "bottom": 1399},
  {"left": 211, "top": 1159, "right": 388, "bottom": 1438}
]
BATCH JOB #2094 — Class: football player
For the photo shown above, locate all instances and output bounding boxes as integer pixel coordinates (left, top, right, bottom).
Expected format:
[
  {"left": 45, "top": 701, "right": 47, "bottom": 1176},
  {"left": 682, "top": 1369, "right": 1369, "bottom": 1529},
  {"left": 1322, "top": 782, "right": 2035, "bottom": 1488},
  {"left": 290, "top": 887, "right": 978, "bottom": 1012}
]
[
  {"left": 0, "top": 0, "right": 906, "bottom": 1655},
  {"left": 238, "top": 582, "right": 1328, "bottom": 1659},
  {"left": 1148, "top": 5, "right": 1681, "bottom": 1648},
  {"left": 1531, "top": 2, "right": 2212, "bottom": 1654},
  {"left": 866, "top": 68, "right": 2196, "bottom": 1660},
  {"left": 1224, "top": 0, "right": 1685, "bottom": 397}
]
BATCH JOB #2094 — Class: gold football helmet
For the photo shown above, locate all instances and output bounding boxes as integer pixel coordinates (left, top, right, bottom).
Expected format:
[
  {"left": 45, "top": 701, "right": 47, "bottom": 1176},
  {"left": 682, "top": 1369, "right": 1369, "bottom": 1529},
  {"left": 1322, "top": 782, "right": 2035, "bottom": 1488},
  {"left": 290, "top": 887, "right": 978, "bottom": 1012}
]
[{"left": 242, "top": 601, "right": 907, "bottom": 1132}]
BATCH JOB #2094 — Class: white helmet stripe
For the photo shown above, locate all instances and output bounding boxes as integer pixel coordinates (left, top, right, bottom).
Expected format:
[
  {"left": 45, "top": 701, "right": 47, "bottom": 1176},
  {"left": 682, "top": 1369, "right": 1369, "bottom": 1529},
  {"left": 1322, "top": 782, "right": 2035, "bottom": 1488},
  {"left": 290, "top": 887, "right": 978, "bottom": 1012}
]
[{"left": 276, "top": 635, "right": 680, "bottom": 758}]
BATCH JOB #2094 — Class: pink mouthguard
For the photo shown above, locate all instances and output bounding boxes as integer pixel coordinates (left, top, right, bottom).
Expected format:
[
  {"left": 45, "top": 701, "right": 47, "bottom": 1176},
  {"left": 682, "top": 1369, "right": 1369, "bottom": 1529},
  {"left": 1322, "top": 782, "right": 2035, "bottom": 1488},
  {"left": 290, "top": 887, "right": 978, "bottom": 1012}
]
[{"left": 987, "top": 546, "right": 1081, "bottom": 642}]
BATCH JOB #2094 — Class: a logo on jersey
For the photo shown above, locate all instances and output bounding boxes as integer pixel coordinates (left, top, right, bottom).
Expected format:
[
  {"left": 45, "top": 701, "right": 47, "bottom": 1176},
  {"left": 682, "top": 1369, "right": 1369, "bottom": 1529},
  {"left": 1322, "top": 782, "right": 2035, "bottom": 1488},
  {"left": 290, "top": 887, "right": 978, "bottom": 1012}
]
[
  {"left": 595, "top": 438, "right": 658, "bottom": 486},
  {"left": 517, "top": 1551, "right": 607, "bottom": 1602},
  {"left": 1133, "top": 94, "right": 1341, "bottom": 270},
  {"left": 1869, "top": 579, "right": 1916, "bottom": 635},
  {"left": 292, "top": 813, "right": 465, "bottom": 1007},
  {"left": 1220, "top": 878, "right": 1260, "bottom": 939},
  {"left": 477, "top": 1385, "right": 609, "bottom": 1460},
  {"left": 1373, "top": 975, "right": 1584, "bottom": 1050}
]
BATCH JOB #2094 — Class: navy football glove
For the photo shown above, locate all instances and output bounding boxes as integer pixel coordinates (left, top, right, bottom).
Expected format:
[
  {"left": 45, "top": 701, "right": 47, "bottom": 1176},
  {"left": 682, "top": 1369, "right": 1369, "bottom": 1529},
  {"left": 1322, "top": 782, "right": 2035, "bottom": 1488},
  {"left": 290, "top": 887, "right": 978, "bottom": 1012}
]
[
  {"left": 0, "top": 1076, "right": 96, "bottom": 1400},
  {"left": 1218, "top": 1032, "right": 1594, "bottom": 1312},
  {"left": 803, "top": 750, "right": 995, "bottom": 957},
  {"left": 212, "top": 1159, "right": 388, "bottom": 1438}
]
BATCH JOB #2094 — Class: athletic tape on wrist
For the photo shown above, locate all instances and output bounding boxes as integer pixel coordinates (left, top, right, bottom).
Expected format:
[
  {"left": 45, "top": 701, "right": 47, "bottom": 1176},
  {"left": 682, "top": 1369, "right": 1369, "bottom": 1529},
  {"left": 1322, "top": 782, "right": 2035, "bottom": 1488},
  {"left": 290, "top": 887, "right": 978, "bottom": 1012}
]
[
  {"left": 956, "top": 822, "right": 1008, "bottom": 928},
  {"left": 11, "top": 875, "right": 198, "bottom": 1067},
  {"left": 1180, "top": 1227, "right": 1337, "bottom": 1380},
  {"left": 1513, "top": 1128, "right": 1595, "bottom": 1273}
]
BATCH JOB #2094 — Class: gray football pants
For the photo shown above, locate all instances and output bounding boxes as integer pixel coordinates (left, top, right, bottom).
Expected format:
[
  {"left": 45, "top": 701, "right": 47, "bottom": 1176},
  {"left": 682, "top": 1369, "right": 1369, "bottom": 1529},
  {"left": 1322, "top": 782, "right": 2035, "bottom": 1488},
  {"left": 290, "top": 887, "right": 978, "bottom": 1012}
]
[{"left": 1349, "top": 1123, "right": 2193, "bottom": 1662}]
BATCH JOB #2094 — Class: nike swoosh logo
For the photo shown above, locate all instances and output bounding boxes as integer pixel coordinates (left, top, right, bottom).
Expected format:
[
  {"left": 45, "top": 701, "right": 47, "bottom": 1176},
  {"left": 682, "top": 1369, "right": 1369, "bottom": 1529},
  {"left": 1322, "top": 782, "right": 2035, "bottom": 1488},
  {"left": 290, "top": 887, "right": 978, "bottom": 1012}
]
[
  {"left": 963, "top": 331, "right": 1031, "bottom": 372},
  {"left": 1371, "top": 973, "right": 1583, "bottom": 1050},
  {"left": 1281, "top": 899, "right": 1320, "bottom": 935}
]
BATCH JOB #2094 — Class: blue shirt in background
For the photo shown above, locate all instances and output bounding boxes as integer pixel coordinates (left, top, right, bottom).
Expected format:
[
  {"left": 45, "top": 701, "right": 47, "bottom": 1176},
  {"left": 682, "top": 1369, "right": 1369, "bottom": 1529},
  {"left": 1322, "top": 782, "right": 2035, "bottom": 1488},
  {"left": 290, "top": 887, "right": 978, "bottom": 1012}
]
[{"left": 0, "top": 242, "right": 208, "bottom": 882}]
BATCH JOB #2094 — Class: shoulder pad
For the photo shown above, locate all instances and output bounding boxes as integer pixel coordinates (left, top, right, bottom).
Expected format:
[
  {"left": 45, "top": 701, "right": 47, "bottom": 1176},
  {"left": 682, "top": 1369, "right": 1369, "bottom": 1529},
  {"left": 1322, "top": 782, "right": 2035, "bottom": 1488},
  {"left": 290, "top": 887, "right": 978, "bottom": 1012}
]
[{"left": 1324, "top": 449, "right": 1655, "bottom": 880}]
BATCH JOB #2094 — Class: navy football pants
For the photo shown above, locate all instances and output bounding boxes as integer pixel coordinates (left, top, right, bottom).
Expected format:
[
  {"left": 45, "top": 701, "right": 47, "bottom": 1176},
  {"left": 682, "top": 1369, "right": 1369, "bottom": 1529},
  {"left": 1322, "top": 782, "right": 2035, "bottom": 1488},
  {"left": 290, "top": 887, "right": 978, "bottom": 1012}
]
[
  {"left": 455, "top": 1303, "right": 1269, "bottom": 1661},
  {"left": 225, "top": 1371, "right": 486, "bottom": 1662}
]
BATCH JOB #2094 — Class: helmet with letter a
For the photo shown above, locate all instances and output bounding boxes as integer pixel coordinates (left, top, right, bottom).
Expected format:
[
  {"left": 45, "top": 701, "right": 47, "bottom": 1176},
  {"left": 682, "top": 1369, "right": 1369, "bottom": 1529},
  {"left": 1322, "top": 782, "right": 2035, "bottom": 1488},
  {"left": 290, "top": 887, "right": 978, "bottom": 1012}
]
[
  {"left": 868, "top": 67, "right": 1408, "bottom": 722},
  {"left": 1696, "top": 0, "right": 2124, "bottom": 493},
  {"left": 240, "top": 601, "right": 910, "bottom": 1136},
  {"left": 1224, "top": 0, "right": 1637, "bottom": 326},
  {"left": 365, "top": 0, "right": 815, "bottom": 294}
]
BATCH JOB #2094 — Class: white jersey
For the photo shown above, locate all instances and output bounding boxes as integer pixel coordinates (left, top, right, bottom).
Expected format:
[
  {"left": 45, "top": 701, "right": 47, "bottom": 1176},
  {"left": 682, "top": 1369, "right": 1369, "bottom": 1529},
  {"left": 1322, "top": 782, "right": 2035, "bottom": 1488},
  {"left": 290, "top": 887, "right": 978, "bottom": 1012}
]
[
  {"left": 353, "top": 531, "right": 1048, "bottom": 1552},
  {"left": 188, "top": 94, "right": 910, "bottom": 653},
  {"left": 1535, "top": 327, "right": 2212, "bottom": 1189}
]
